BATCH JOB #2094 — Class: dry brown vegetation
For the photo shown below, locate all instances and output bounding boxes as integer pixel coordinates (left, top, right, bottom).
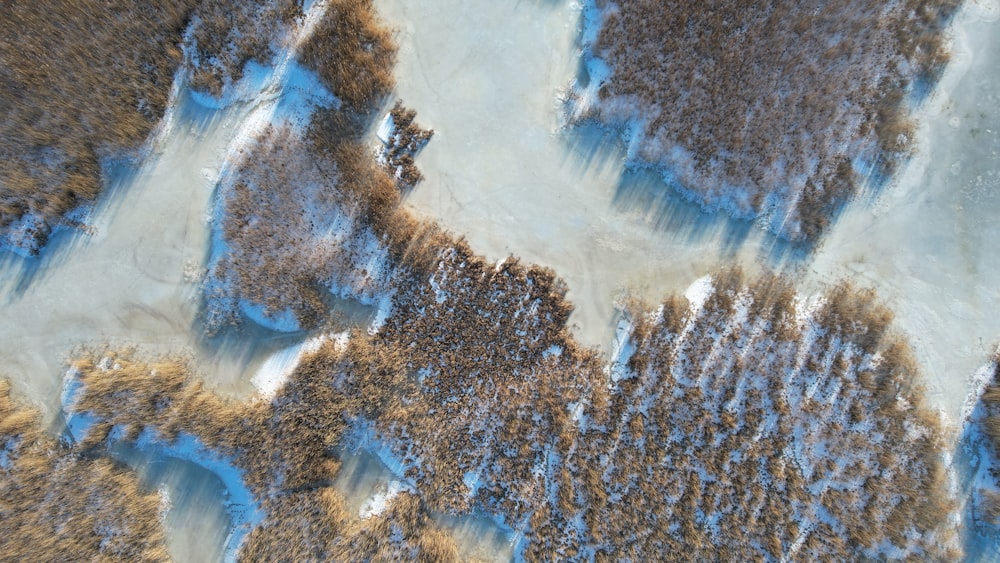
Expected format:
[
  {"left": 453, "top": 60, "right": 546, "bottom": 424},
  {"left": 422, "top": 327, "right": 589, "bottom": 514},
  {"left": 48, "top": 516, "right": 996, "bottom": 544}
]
[
  {"left": 12, "top": 0, "right": 962, "bottom": 558},
  {"left": 0, "top": 0, "right": 198, "bottom": 254},
  {"left": 380, "top": 101, "right": 435, "bottom": 188},
  {"left": 529, "top": 271, "right": 959, "bottom": 560},
  {"left": 66, "top": 344, "right": 464, "bottom": 560},
  {"left": 0, "top": 380, "right": 168, "bottom": 561},
  {"left": 299, "top": 0, "right": 397, "bottom": 113},
  {"left": 206, "top": 100, "right": 442, "bottom": 332},
  {"left": 970, "top": 353, "right": 1000, "bottom": 527},
  {"left": 205, "top": 0, "right": 435, "bottom": 332},
  {"left": 205, "top": 123, "right": 398, "bottom": 333},
  {"left": 186, "top": 0, "right": 302, "bottom": 96},
  {"left": 65, "top": 266, "right": 961, "bottom": 560},
  {"left": 580, "top": 0, "right": 960, "bottom": 239},
  {"left": 370, "top": 263, "right": 957, "bottom": 560},
  {"left": 371, "top": 242, "right": 606, "bottom": 520},
  {"left": 0, "top": 0, "right": 315, "bottom": 255}
]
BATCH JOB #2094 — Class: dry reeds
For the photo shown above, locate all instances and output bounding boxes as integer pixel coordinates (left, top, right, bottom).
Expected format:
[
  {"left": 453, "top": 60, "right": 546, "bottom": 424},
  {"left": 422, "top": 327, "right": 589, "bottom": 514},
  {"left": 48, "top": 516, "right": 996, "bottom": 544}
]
[
  {"left": 0, "top": 379, "right": 169, "bottom": 561},
  {"left": 579, "top": 0, "right": 960, "bottom": 239},
  {"left": 522, "top": 269, "right": 960, "bottom": 560},
  {"left": 299, "top": 0, "right": 396, "bottom": 113},
  {"left": 187, "top": 0, "right": 302, "bottom": 96},
  {"left": 0, "top": 0, "right": 199, "bottom": 253}
]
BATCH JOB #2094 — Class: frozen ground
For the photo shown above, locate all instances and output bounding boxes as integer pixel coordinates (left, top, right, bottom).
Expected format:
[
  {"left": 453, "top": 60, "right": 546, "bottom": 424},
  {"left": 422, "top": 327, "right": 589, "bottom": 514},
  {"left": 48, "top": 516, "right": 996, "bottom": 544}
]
[
  {"left": 108, "top": 442, "right": 233, "bottom": 563},
  {"left": 0, "top": 87, "right": 257, "bottom": 425},
  {"left": 376, "top": 0, "right": 1000, "bottom": 421}
]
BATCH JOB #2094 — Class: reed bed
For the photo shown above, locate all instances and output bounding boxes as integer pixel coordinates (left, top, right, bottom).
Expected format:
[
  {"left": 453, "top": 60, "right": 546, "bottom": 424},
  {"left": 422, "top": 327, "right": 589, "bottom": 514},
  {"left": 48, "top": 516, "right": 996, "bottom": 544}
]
[
  {"left": 0, "top": 0, "right": 197, "bottom": 254},
  {"left": 62, "top": 264, "right": 961, "bottom": 561},
  {"left": 205, "top": 124, "right": 396, "bottom": 333},
  {"left": 66, "top": 344, "right": 463, "bottom": 560},
  {"left": 299, "top": 0, "right": 397, "bottom": 113},
  {"left": 361, "top": 264, "right": 959, "bottom": 560},
  {"left": 0, "top": 0, "right": 313, "bottom": 255},
  {"left": 16, "top": 0, "right": 962, "bottom": 559},
  {"left": 970, "top": 353, "right": 1000, "bottom": 527},
  {"left": 531, "top": 271, "right": 960, "bottom": 560},
  {"left": 380, "top": 101, "right": 435, "bottom": 188},
  {"left": 0, "top": 380, "right": 168, "bottom": 561},
  {"left": 576, "top": 0, "right": 960, "bottom": 239},
  {"left": 186, "top": 0, "right": 302, "bottom": 96}
]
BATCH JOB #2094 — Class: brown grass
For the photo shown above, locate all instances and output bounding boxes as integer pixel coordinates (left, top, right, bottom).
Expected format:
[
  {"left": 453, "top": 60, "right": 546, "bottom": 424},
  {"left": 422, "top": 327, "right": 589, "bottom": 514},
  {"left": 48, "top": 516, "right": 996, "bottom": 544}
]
[
  {"left": 15, "top": 1, "right": 960, "bottom": 558},
  {"left": 0, "top": 379, "right": 169, "bottom": 561},
  {"left": 0, "top": 0, "right": 317, "bottom": 254},
  {"left": 972, "top": 354, "right": 1000, "bottom": 527},
  {"left": 207, "top": 124, "right": 381, "bottom": 332},
  {"left": 299, "top": 0, "right": 396, "bottom": 113},
  {"left": 187, "top": 0, "right": 302, "bottom": 96},
  {"left": 460, "top": 268, "right": 958, "bottom": 561},
  {"left": 381, "top": 101, "right": 434, "bottom": 188},
  {"left": 581, "top": 0, "right": 960, "bottom": 239},
  {"left": 0, "top": 0, "right": 199, "bottom": 253},
  {"left": 60, "top": 265, "right": 962, "bottom": 560},
  {"left": 67, "top": 344, "right": 466, "bottom": 560}
]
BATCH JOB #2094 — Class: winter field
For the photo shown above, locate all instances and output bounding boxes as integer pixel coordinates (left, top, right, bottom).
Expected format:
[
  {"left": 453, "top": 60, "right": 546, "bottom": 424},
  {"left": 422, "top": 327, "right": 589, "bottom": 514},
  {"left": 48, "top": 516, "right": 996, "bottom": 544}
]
[{"left": 1, "top": 0, "right": 1000, "bottom": 561}]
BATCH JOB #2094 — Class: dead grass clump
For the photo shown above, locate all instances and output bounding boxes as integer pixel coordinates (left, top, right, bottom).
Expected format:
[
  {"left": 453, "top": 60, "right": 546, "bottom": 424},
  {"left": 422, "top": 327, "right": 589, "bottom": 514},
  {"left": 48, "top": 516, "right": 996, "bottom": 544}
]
[
  {"left": 0, "top": 0, "right": 198, "bottom": 253},
  {"left": 332, "top": 492, "right": 461, "bottom": 562},
  {"left": 816, "top": 282, "right": 894, "bottom": 352},
  {"left": 70, "top": 352, "right": 255, "bottom": 454},
  {"left": 206, "top": 123, "right": 397, "bottom": 333},
  {"left": 380, "top": 101, "right": 435, "bottom": 188},
  {"left": 299, "top": 0, "right": 396, "bottom": 113},
  {"left": 0, "top": 380, "right": 169, "bottom": 561},
  {"left": 580, "top": 0, "right": 960, "bottom": 240},
  {"left": 239, "top": 488, "right": 349, "bottom": 561},
  {"left": 186, "top": 0, "right": 302, "bottom": 96},
  {"left": 308, "top": 107, "right": 447, "bottom": 276}
]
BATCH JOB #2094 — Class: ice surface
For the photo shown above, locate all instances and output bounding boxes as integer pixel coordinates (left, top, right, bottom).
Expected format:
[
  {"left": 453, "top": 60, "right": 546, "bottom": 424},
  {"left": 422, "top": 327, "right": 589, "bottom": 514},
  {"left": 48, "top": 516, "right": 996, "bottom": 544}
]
[{"left": 377, "top": 0, "right": 1000, "bottom": 422}]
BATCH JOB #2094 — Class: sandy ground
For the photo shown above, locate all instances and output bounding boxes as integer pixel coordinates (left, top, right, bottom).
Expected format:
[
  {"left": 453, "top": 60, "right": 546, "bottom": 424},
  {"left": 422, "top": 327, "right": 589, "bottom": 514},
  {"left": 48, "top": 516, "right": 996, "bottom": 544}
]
[{"left": 376, "top": 0, "right": 1000, "bottom": 424}]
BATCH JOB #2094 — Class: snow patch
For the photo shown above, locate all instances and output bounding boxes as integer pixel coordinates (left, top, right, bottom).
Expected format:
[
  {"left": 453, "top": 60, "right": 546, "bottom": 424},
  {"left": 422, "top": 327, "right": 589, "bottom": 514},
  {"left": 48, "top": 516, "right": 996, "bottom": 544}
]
[
  {"left": 251, "top": 333, "right": 331, "bottom": 398},
  {"left": 360, "top": 480, "right": 410, "bottom": 519}
]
